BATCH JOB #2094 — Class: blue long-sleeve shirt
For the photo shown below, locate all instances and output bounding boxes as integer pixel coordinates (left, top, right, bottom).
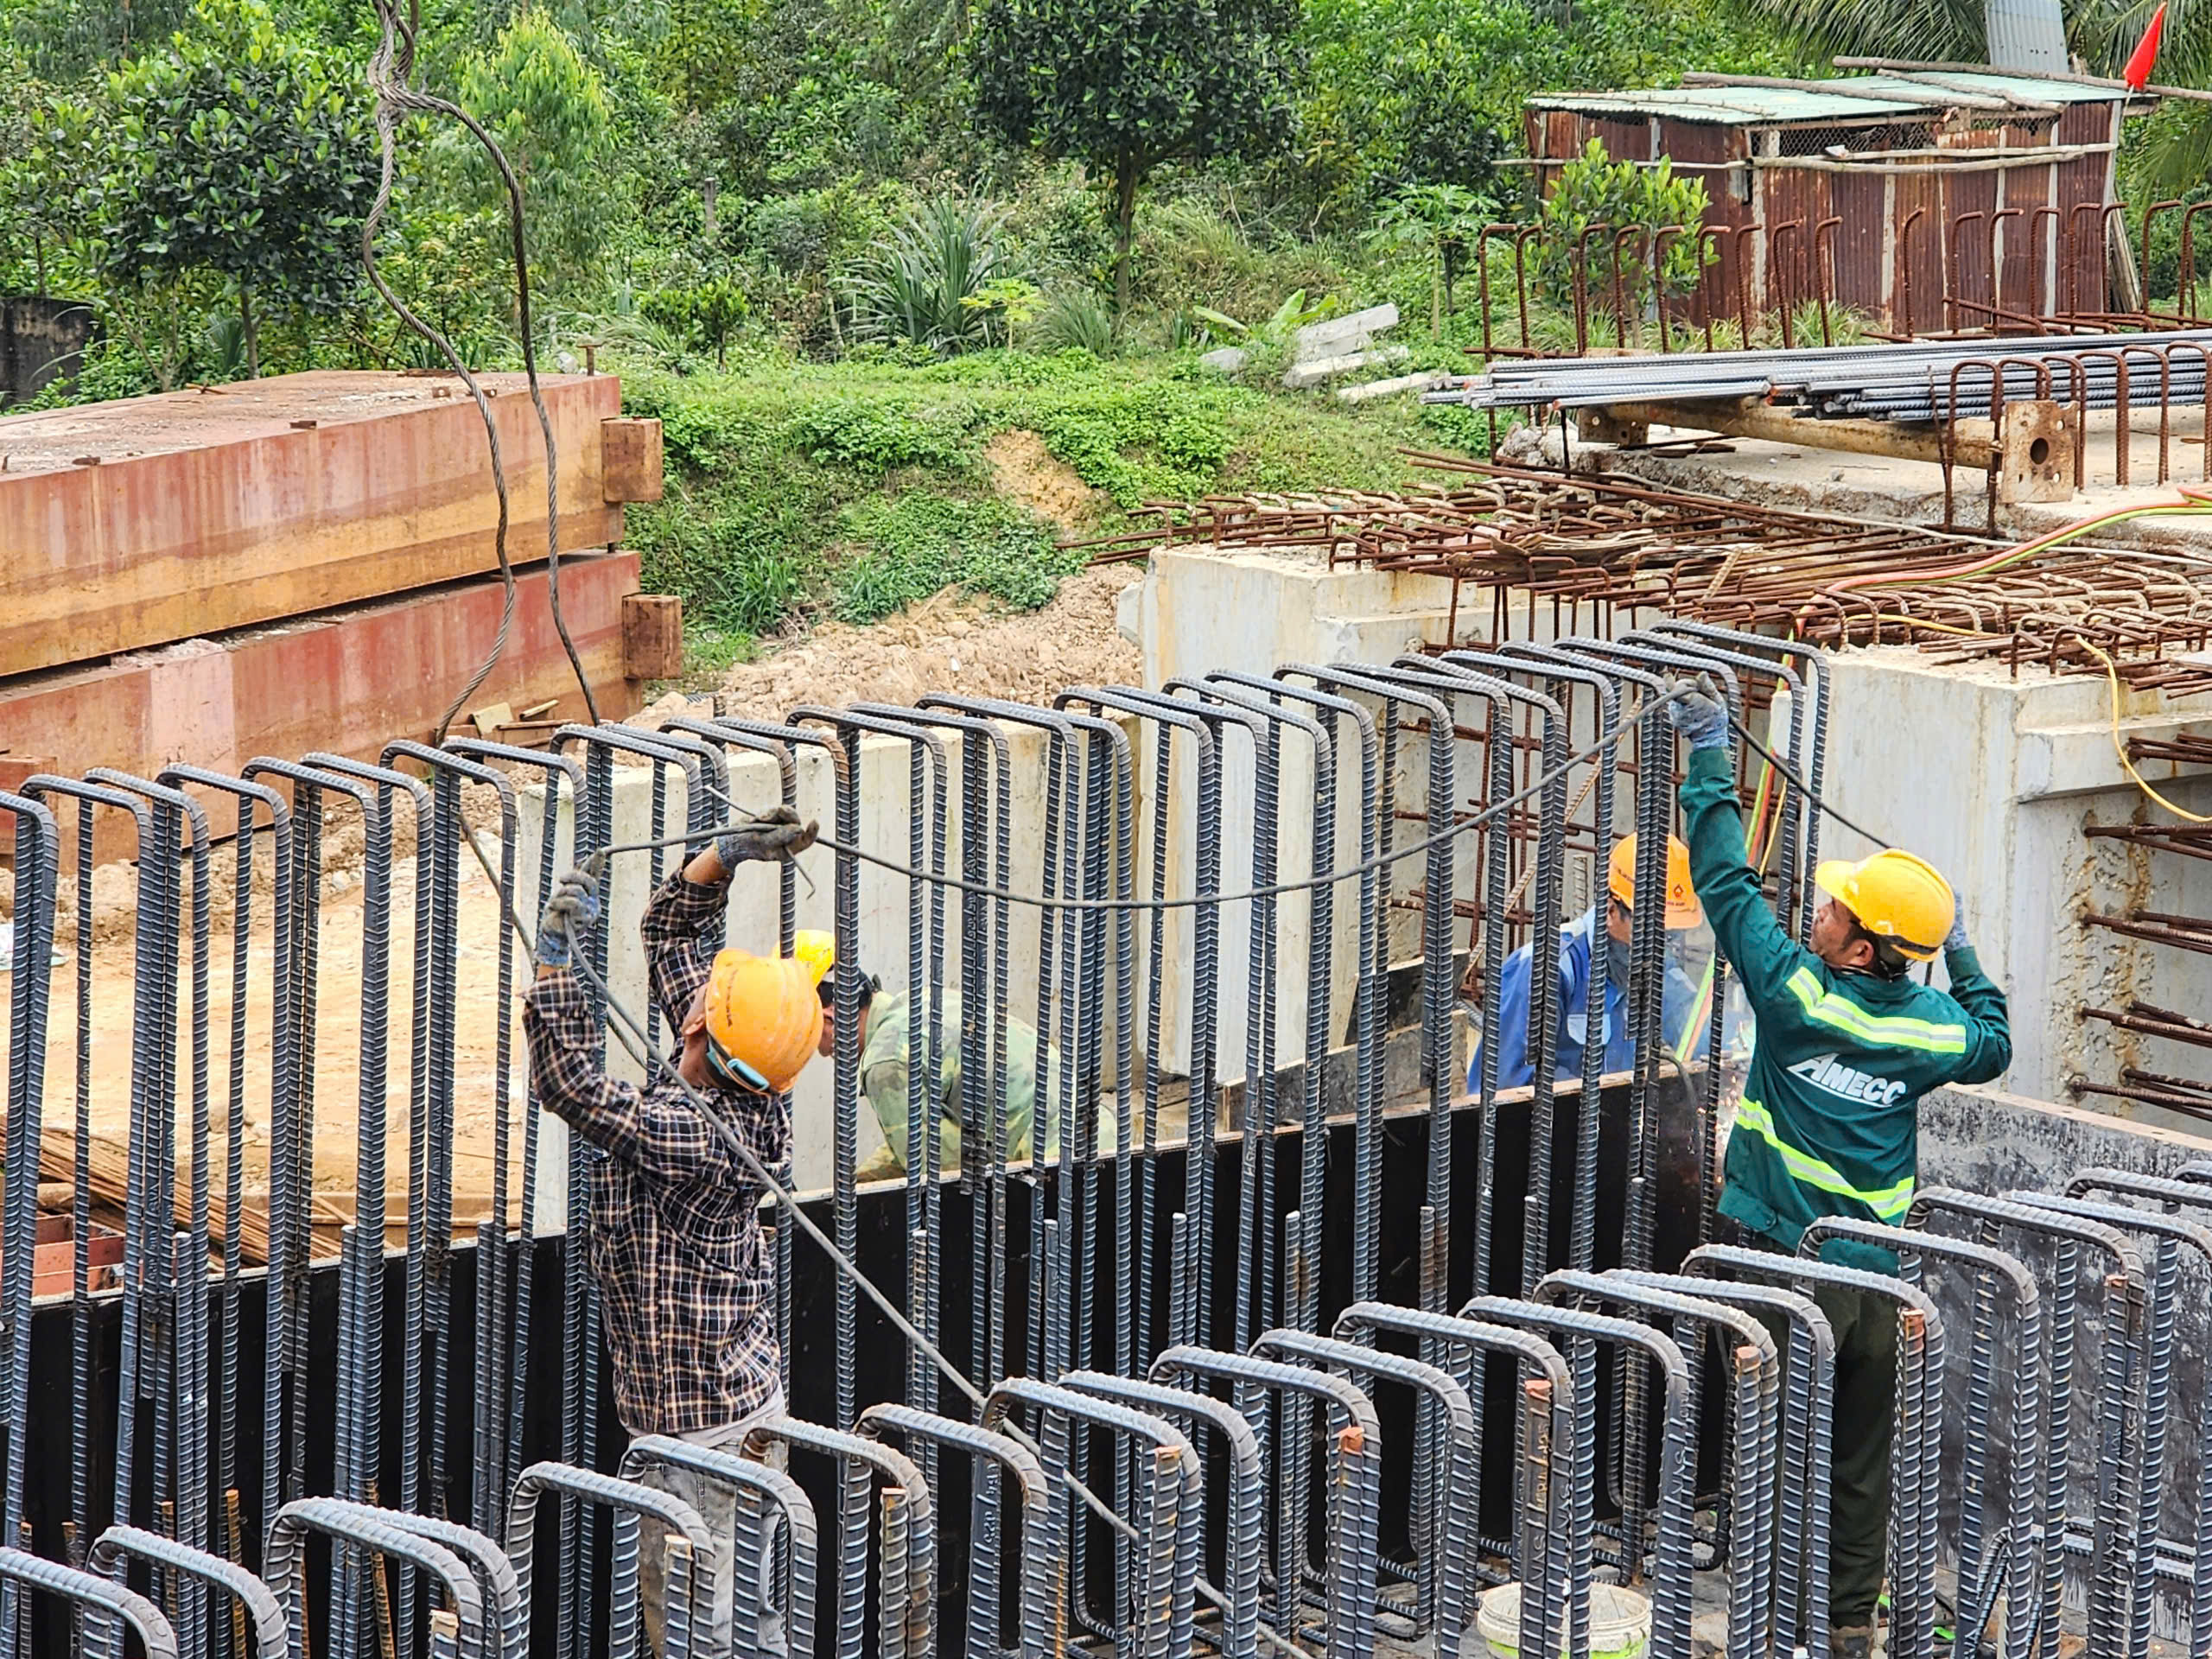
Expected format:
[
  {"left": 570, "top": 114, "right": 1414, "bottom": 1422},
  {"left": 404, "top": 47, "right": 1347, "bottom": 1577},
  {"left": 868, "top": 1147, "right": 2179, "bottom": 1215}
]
[{"left": 1468, "top": 908, "right": 1718, "bottom": 1091}]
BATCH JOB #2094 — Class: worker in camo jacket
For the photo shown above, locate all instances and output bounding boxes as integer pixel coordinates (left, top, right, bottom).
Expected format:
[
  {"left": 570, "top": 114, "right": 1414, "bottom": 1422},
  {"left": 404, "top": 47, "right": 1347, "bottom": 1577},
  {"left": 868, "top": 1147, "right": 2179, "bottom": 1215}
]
[
  {"left": 794, "top": 929, "right": 1116, "bottom": 1182},
  {"left": 1667, "top": 680, "right": 2010, "bottom": 1659},
  {"left": 526, "top": 804, "right": 821, "bottom": 1659}
]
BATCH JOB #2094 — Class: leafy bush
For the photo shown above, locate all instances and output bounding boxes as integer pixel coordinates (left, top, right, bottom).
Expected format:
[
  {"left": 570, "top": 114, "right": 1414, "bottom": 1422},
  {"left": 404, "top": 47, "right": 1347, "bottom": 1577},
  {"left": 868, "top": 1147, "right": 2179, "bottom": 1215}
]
[
  {"left": 634, "top": 483, "right": 818, "bottom": 634},
  {"left": 847, "top": 197, "right": 1016, "bottom": 354},
  {"left": 789, "top": 396, "right": 977, "bottom": 474},
  {"left": 1032, "top": 290, "right": 1116, "bottom": 355},
  {"left": 835, "top": 492, "right": 1080, "bottom": 621},
  {"left": 640, "top": 275, "right": 750, "bottom": 365},
  {"left": 1031, "top": 379, "right": 1242, "bottom": 505},
  {"left": 1530, "top": 141, "right": 1712, "bottom": 312}
]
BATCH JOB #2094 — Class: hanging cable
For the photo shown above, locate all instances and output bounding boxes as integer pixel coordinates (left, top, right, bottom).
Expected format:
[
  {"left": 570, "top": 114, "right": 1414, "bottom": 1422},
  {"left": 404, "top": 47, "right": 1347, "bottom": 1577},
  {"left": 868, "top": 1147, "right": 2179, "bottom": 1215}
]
[
  {"left": 361, "top": 0, "right": 600, "bottom": 740},
  {"left": 559, "top": 687, "right": 1698, "bottom": 914}
]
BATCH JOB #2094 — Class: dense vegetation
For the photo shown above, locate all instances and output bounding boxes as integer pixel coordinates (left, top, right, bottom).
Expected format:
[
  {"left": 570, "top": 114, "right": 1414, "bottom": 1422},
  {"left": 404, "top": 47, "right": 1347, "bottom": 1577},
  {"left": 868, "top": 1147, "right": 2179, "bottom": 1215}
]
[{"left": 3, "top": 0, "right": 2196, "bottom": 657}]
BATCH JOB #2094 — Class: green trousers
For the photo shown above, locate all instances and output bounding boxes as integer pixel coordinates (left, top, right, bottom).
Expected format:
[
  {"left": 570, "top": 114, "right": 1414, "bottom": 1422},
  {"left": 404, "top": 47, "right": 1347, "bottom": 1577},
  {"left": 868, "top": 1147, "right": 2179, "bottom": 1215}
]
[{"left": 1751, "top": 1252, "right": 1898, "bottom": 1630}]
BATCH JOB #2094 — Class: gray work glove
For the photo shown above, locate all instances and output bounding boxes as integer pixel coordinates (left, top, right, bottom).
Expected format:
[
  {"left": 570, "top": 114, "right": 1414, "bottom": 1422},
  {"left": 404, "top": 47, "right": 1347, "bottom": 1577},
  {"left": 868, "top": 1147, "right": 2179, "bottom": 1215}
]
[
  {"left": 1663, "top": 676, "right": 1730, "bottom": 752},
  {"left": 717, "top": 804, "right": 819, "bottom": 869},
  {"left": 535, "top": 868, "right": 601, "bottom": 969},
  {"left": 1945, "top": 906, "right": 1971, "bottom": 956}
]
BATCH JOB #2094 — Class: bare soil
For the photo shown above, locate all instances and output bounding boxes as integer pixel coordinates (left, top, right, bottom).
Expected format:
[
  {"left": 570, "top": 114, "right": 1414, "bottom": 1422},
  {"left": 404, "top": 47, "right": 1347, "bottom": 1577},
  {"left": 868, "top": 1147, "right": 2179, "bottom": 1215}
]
[
  {"left": 706, "top": 563, "right": 1143, "bottom": 722},
  {"left": 982, "top": 429, "right": 1104, "bottom": 531}
]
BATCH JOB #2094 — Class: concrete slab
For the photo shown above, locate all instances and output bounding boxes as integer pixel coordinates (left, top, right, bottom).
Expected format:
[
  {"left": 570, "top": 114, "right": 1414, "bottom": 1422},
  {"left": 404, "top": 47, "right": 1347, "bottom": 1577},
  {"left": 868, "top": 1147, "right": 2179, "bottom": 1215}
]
[{"left": 0, "top": 370, "right": 639, "bottom": 677}]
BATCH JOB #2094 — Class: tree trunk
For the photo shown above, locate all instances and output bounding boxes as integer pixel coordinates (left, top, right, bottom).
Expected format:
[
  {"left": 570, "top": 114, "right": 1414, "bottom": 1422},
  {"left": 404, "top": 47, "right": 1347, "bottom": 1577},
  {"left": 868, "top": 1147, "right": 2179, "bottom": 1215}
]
[
  {"left": 1113, "top": 156, "right": 1140, "bottom": 326},
  {"left": 240, "top": 283, "right": 259, "bottom": 378}
]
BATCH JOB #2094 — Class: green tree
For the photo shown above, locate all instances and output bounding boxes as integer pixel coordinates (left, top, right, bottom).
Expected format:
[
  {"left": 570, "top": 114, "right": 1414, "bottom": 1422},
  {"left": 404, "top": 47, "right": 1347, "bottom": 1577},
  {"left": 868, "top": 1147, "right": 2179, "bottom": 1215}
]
[
  {"left": 452, "top": 11, "right": 617, "bottom": 299},
  {"left": 972, "top": 0, "right": 1301, "bottom": 320},
  {"left": 1365, "top": 181, "right": 1493, "bottom": 337},
  {"left": 1530, "top": 139, "right": 1711, "bottom": 318},
  {"left": 641, "top": 274, "right": 751, "bottom": 365},
  {"left": 49, "top": 0, "right": 374, "bottom": 378}
]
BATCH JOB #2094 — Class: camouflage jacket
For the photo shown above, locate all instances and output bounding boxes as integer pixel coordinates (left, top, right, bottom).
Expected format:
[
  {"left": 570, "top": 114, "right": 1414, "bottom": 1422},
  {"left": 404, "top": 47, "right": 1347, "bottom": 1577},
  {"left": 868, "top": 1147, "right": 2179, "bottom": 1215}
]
[{"left": 860, "top": 988, "right": 1117, "bottom": 1174}]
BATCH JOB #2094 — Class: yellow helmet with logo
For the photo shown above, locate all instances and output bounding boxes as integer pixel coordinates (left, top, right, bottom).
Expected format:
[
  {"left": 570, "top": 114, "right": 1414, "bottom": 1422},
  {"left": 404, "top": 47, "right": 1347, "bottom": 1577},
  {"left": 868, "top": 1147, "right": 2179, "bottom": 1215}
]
[
  {"left": 1815, "top": 849, "right": 1955, "bottom": 962},
  {"left": 702, "top": 949, "right": 822, "bottom": 1093},
  {"left": 1608, "top": 834, "right": 1704, "bottom": 931},
  {"left": 792, "top": 928, "right": 836, "bottom": 988}
]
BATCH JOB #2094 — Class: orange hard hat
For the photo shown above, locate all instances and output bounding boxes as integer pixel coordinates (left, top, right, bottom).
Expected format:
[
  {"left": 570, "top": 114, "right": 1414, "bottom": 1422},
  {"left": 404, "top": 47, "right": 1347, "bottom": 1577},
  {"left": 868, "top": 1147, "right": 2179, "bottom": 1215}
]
[
  {"left": 1608, "top": 834, "right": 1704, "bottom": 931},
  {"left": 702, "top": 949, "right": 823, "bottom": 1093}
]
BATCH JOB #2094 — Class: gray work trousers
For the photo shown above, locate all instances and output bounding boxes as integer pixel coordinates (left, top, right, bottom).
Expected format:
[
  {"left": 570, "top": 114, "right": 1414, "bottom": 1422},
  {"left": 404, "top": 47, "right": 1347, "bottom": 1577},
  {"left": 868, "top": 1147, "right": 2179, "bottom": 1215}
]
[{"left": 631, "top": 1389, "right": 789, "bottom": 1659}]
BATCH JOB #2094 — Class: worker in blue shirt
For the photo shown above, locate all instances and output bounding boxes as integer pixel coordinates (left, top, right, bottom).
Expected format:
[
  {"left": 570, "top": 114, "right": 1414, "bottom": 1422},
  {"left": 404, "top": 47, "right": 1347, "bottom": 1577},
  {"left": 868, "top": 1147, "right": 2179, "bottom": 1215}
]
[{"left": 1468, "top": 834, "right": 1729, "bottom": 1090}]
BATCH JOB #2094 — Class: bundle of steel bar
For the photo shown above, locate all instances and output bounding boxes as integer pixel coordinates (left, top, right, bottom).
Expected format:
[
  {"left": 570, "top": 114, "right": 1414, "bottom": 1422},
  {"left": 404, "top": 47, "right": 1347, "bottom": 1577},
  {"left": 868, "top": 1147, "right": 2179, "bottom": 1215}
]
[
  {"left": 0, "top": 634, "right": 2208, "bottom": 1659},
  {"left": 1427, "top": 328, "right": 2212, "bottom": 419},
  {"left": 1086, "top": 459, "right": 2212, "bottom": 696}
]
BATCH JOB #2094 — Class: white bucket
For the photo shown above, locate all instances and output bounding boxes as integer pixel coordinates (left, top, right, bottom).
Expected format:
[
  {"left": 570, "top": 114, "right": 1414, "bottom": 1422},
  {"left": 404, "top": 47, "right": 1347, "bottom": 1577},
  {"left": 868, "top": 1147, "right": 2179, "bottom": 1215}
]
[{"left": 1474, "top": 1581, "right": 1653, "bottom": 1659}]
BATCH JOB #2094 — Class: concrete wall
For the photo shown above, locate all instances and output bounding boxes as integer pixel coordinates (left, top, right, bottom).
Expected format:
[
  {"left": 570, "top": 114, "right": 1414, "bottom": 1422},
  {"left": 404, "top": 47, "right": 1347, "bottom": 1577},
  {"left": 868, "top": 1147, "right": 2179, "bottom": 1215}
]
[
  {"left": 1815, "top": 646, "right": 2212, "bottom": 1118},
  {"left": 1129, "top": 546, "right": 1463, "bottom": 1073},
  {"left": 1130, "top": 539, "right": 2212, "bottom": 1136},
  {"left": 516, "top": 715, "right": 1143, "bottom": 1200}
]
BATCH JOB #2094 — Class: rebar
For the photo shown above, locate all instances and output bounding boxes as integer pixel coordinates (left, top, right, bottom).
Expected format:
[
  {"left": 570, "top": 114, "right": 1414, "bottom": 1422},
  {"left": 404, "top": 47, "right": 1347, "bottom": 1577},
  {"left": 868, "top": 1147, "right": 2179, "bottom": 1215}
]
[{"left": 3, "top": 648, "right": 2207, "bottom": 1659}]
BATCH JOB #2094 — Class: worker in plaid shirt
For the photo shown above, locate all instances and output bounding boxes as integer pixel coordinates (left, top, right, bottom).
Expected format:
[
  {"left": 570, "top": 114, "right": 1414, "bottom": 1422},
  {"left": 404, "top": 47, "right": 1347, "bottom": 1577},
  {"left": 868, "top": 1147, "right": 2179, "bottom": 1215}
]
[{"left": 524, "top": 804, "right": 822, "bottom": 1659}]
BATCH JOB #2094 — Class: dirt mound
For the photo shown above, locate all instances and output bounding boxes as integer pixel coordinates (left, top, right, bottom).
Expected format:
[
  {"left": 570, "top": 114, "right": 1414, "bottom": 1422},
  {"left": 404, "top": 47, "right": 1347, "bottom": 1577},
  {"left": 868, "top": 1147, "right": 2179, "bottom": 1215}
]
[
  {"left": 708, "top": 563, "right": 1143, "bottom": 721},
  {"left": 984, "top": 429, "right": 1103, "bottom": 531}
]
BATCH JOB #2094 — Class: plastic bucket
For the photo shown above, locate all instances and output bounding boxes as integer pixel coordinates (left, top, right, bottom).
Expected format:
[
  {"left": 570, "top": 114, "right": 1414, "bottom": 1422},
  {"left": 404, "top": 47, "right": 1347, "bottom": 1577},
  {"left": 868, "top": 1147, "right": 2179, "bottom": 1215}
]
[{"left": 1474, "top": 1581, "right": 1652, "bottom": 1659}]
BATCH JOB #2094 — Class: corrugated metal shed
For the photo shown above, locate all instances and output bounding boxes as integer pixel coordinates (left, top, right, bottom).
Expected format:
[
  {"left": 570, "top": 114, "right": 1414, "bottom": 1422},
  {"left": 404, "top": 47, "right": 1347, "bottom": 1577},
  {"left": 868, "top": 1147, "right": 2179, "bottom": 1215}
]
[
  {"left": 1522, "top": 64, "right": 2148, "bottom": 331},
  {"left": 1529, "top": 86, "right": 1934, "bottom": 125},
  {"left": 1526, "top": 68, "right": 2133, "bottom": 124}
]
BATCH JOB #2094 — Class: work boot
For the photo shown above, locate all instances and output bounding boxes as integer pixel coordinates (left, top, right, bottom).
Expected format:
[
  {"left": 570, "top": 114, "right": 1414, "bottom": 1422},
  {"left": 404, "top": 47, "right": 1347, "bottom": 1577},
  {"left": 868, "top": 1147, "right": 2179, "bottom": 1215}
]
[{"left": 1832, "top": 1624, "right": 1881, "bottom": 1659}]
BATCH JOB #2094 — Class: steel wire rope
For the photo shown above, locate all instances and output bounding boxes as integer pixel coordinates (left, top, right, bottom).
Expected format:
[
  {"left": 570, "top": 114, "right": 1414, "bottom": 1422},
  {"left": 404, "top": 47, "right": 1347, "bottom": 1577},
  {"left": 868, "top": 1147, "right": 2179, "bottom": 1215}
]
[
  {"left": 451, "top": 700, "right": 1705, "bottom": 1652},
  {"left": 450, "top": 817, "right": 1319, "bottom": 1659},
  {"left": 360, "top": 0, "right": 599, "bottom": 737},
  {"left": 564, "top": 686, "right": 1699, "bottom": 914}
]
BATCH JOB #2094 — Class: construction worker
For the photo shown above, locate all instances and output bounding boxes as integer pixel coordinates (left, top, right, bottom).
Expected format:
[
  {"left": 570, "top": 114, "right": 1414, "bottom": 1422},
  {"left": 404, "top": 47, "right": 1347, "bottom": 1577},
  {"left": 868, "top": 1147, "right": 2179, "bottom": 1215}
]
[
  {"left": 526, "top": 804, "right": 820, "bottom": 1659},
  {"left": 1668, "top": 682, "right": 2010, "bottom": 1659},
  {"left": 1465, "top": 834, "right": 1736, "bottom": 1091},
  {"left": 795, "top": 931, "right": 1106, "bottom": 1180}
]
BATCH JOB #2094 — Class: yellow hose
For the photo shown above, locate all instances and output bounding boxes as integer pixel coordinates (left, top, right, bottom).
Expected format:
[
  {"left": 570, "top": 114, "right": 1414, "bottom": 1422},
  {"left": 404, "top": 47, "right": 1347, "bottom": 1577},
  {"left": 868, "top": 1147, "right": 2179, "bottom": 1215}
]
[{"left": 1869, "top": 611, "right": 2212, "bottom": 825}]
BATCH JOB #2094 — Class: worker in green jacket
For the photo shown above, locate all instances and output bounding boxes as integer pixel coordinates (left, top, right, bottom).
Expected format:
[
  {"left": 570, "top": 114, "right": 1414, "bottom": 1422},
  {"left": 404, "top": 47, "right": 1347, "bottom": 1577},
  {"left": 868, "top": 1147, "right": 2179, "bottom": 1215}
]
[{"left": 1668, "top": 682, "right": 2011, "bottom": 1659}]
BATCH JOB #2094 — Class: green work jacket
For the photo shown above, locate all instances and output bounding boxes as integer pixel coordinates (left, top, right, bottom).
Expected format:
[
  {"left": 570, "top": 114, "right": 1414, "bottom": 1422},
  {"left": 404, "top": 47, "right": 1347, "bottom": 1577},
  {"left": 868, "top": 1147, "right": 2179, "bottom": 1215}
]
[{"left": 1680, "top": 748, "right": 2012, "bottom": 1272}]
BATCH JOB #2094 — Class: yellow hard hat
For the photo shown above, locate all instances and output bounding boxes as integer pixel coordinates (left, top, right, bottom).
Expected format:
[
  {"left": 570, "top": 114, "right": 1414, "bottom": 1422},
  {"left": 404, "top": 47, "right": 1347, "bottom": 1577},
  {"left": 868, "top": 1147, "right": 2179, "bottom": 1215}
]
[
  {"left": 1815, "top": 849, "right": 1955, "bottom": 962},
  {"left": 1609, "top": 834, "right": 1704, "bottom": 931},
  {"left": 702, "top": 949, "right": 823, "bottom": 1093},
  {"left": 792, "top": 929, "right": 836, "bottom": 987}
]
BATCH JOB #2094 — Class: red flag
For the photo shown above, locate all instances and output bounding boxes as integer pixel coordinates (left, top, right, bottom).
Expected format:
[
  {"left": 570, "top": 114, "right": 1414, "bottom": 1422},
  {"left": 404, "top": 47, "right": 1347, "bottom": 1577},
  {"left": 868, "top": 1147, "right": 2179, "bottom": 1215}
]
[{"left": 2124, "top": 3, "right": 2166, "bottom": 90}]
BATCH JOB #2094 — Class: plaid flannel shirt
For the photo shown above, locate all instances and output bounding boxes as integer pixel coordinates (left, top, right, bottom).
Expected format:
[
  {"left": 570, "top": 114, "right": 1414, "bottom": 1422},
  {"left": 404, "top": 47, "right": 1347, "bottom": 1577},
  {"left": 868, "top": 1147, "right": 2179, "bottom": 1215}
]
[{"left": 522, "top": 871, "right": 788, "bottom": 1436}]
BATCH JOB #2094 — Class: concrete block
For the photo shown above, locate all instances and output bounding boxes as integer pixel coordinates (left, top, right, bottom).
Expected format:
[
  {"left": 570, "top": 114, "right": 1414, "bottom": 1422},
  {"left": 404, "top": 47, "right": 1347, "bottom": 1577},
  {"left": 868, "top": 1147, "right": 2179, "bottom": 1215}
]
[
  {"left": 0, "top": 370, "right": 627, "bottom": 677},
  {"left": 1197, "top": 347, "right": 1249, "bottom": 375},
  {"left": 1281, "top": 346, "right": 1410, "bottom": 391},
  {"left": 1292, "top": 303, "right": 1398, "bottom": 362},
  {"left": 1336, "top": 371, "right": 1451, "bottom": 404}
]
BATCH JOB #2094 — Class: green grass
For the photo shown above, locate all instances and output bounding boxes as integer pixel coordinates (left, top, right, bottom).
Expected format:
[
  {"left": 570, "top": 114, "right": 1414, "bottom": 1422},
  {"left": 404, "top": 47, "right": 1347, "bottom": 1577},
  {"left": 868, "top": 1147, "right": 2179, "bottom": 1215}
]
[{"left": 622, "top": 344, "right": 1491, "bottom": 645}]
